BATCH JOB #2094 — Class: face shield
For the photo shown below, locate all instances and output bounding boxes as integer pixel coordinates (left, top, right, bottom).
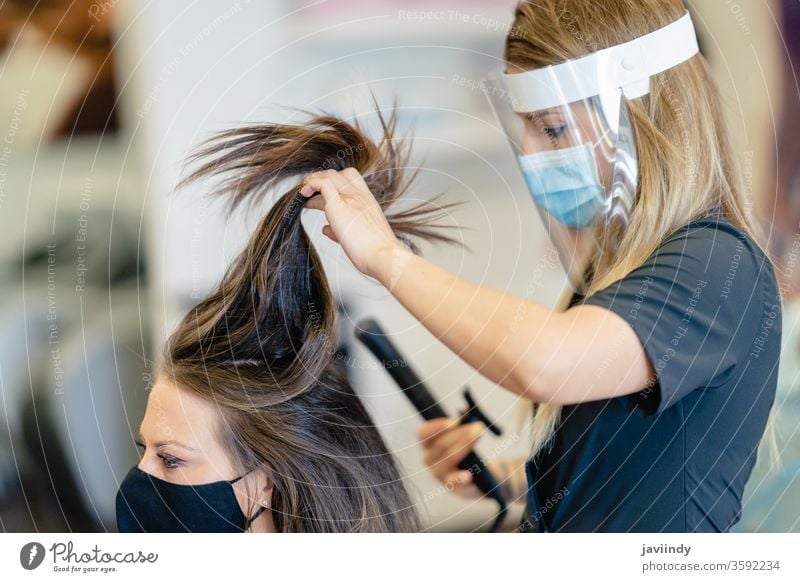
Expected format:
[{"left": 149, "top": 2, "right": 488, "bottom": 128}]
[{"left": 482, "top": 12, "right": 700, "bottom": 293}]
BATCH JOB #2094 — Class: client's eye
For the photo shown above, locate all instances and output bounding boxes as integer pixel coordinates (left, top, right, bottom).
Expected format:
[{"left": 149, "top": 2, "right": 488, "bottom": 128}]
[
  {"left": 134, "top": 439, "right": 183, "bottom": 470},
  {"left": 157, "top": 453, "right": 183, "bottom": 470}
]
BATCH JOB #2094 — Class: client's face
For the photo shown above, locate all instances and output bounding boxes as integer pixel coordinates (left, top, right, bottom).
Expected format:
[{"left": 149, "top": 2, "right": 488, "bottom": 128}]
[
  {"left": 137, "top": 375, "right": 228, "bottom": 482},
  {"left": 133, "top": 375, "right": 275, "bottom": 532}
]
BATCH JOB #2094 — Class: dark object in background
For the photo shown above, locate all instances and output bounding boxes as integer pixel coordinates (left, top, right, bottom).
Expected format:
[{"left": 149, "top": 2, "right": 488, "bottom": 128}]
[
  {"left": 15, "top": 209, "right": 145, "bottom": 288},
  {"left": 0, "top": 0, "right": 119, "bottom": 136},
  {"left": 1, "top": 209, "right": 149, "bottom": 532},
  {"left": 772, "top": 0, "right": 800, "bottom": 297}
]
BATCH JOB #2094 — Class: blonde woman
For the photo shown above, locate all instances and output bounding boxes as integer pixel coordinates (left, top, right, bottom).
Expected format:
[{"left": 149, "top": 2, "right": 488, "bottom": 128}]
[{"left": 300, "top": 0, "right": 781, "bottom": 532}]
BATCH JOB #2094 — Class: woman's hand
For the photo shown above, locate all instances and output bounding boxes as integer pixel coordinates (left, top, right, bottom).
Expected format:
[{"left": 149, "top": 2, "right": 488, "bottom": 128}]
[
  {"left": 299, "top": 168, "right": 403, "bottom": 281},
  {"left": 417, "top": 417, "right": 490, "bottom": 500}
]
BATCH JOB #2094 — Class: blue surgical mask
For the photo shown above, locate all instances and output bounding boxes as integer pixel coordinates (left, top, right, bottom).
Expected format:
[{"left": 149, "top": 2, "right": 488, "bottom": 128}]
[{"left": 518, "top": 141, "right": 605, "bottom": 229}]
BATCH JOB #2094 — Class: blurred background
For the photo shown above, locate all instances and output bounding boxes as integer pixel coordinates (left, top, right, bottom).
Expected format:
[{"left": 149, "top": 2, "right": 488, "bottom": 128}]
[{"left": 0, "top": 0, "right": 796, "bottom": 532}]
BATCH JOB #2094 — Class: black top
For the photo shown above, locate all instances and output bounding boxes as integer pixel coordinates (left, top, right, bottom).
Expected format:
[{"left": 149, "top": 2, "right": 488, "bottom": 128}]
[{"left": 519, "top": 213, "right": 782, "bottom": 532}]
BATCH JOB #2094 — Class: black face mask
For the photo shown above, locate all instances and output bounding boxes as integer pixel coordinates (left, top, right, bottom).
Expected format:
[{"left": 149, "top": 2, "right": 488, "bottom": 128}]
[{"left": 115, "top": 466, "right": 267, "bottom": 533}]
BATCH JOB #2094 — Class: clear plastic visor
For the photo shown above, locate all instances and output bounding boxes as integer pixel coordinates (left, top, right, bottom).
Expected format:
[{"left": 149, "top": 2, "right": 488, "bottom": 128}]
[{"left": 482, "top": 66, "right": 638, "bottom": 293}]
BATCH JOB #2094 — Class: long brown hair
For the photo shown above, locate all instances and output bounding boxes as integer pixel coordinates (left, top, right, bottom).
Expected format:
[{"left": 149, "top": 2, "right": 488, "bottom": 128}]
[
  {"left": 505, "top": 0, "right": 779, "bottom": 461},
  {"left": 158, "top": 100, "right": 459, "bottom": 532}
]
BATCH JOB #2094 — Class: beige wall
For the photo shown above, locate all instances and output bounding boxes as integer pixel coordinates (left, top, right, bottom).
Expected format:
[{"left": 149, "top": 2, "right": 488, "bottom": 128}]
[{"left": 690, "top": 0, "right": 782, "bottom": 220}]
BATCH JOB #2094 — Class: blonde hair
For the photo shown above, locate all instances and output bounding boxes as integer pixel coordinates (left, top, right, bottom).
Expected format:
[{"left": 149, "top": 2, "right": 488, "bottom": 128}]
[{"left": 506, "top": 0, "right": 781, "bottom": 468}]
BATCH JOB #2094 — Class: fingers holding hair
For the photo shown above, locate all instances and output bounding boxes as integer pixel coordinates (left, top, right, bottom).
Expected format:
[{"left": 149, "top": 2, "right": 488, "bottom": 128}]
[{"left": 299, "top": 172, "right": 343, "bottom": 210}]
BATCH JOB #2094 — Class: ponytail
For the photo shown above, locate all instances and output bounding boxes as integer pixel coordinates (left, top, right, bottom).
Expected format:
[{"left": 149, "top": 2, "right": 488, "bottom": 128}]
[{"left": 158, "top": 102, "right": 459, "bottom": 531}]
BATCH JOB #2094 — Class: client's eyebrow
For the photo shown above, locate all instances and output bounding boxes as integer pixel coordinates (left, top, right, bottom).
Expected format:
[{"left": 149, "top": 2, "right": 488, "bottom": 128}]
[{"left": 137, "top": 428, "right": 200, "bottom": 452}]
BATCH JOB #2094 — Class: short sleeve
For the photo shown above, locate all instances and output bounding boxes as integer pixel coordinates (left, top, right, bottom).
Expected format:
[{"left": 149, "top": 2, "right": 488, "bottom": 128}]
[{"left": 577, "top": 220, "right": 767, "bottom": 416}]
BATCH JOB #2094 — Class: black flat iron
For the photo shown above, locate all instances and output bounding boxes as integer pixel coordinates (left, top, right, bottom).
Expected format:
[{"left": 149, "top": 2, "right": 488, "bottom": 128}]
[{"left": 355, "top": 318, "right": 508, "bottom": 532}]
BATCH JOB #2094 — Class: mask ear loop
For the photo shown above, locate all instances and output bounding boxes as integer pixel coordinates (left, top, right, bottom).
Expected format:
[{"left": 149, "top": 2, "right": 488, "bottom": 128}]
[
  {"left": 229, "top": 470, "right": 271, "bottom": 531},
  {"left": 244, "top": 504, "right": 268, "bottom": 531}
]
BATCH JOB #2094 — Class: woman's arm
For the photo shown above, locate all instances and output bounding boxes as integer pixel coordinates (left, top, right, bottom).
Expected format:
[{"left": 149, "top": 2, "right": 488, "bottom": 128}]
[
  {"left": 371, "top": 242, "right": 568, "bottom": 399},
  {"left": 300, "top": 168, "right": 654, "bottom": 404},
  {"left": 372, "top": 243, "right": 655, "bottom": 403}
]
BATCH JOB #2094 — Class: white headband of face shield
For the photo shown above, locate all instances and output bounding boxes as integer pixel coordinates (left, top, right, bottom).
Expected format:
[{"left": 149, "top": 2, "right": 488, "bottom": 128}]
[{"left": 500, "top": 12, "right": 700, "bottom": 111}]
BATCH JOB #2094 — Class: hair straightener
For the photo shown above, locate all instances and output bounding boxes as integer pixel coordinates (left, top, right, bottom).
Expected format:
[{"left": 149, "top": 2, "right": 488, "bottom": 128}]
[{"left": 355, "top": 318, "right": 508, "bottom": 532}]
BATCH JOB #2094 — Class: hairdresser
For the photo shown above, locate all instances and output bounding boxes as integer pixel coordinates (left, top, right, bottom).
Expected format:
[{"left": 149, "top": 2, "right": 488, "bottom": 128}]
[{"left": 300, "top": 0, "right": 781, "bottom": 533}]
